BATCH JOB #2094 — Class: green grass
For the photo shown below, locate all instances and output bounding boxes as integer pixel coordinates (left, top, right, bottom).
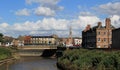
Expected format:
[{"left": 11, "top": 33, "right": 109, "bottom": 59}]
[
  {"left": 0, "top": 47, "right": 12, "bottom": 60},
  {"left": 58, "top": 49, "right": 120, "bottom": 70}
]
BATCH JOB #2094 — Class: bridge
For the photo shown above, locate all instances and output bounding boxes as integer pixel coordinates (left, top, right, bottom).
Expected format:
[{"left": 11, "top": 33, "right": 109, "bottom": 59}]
[
  {"left": 17, "top": 45, "right": 57, "bottom": 50},
  {"left": 17, "top": 45, "right": 57, "bottom": 57}
]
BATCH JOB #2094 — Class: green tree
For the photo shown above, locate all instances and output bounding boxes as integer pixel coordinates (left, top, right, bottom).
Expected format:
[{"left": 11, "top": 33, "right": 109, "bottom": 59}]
[{"left": 0, "top": 33, "right": 3, "bottom": 42}]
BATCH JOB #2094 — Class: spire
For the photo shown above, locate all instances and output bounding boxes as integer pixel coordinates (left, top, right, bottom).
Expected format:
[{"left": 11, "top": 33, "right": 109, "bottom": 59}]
[
  {"left": 69, "top": 26, "right": 72, "bottom": 39},
  {"left": 66, "top": 26, "right": 73, "bottom": 47}
]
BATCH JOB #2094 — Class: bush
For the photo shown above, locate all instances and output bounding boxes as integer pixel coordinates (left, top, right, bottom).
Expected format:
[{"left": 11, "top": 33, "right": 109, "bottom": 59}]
[
  {"left": 58, "top": 49, "right": 120, "bottom": 70},
  {"left": 0, "top": 47, "right": 12, "bottom": 60}
]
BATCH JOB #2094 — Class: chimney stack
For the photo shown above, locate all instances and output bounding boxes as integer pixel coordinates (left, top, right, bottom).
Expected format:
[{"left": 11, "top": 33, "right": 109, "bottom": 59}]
[
  {"left": 98, "top": 22, "right": 102, "bottom": 28},
  {"left": 83, "top": 24, "right": 91, "bottom": 32},
  {"left": 98, "top": 22, "right": 102, "bottom": 26},
  {"left": 86, "top": 24, "right": 91, "bottom": 30},
  {"left": 105, "top": 18, "right": 111, "bottom": 29}
]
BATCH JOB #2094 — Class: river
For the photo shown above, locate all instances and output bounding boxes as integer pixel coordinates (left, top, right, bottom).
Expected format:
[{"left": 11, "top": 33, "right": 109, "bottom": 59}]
[{"left": 0, "top": 57, "right": 59, "bottom": 70}]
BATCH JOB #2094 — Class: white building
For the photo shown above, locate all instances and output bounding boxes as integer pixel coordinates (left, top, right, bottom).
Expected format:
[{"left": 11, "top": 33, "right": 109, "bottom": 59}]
[{"left": 73, "top": 38, "right": 82, "bottom": 47}]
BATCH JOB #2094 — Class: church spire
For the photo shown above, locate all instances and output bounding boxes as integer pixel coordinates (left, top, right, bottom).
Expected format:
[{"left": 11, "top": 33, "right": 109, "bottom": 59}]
[{"left": 69, "top": 26, "right": 72, "bottom": 39}]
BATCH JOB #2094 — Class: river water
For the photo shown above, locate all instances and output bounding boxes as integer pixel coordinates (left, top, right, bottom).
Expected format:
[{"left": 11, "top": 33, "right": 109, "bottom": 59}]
[{"left": 0, "top": 57, "right": 58, "bottom": 70}]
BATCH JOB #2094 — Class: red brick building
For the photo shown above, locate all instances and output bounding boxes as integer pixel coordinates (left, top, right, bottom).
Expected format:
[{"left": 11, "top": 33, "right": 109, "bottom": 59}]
[
  {"left": 82, "top": 18, "right": 115, "bottom": 48},
  {"left": 24, "top": 36, "right": 31, "bottom": 45}
]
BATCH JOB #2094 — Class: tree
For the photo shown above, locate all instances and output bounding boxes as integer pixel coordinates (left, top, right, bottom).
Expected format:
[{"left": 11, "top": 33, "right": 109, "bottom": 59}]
[
  {"left": 3, "top": 36, "right": 14, "bottom": 43},
  {"left": 0, "top": 33, "right": 3, "bottom": 42}
]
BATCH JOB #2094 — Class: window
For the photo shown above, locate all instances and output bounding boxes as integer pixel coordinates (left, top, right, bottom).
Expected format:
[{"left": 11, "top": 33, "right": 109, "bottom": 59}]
[
  {"left": 98, "top": 38, "right": 100, "bottom": 42},
  {"left": 33, "top": 38, "right": 35, "bottom": 40},
  {"left": 110, "top": 39, "right": 112, "bottom": 42},
  {"left": 98, "top": 32, "right": 100, "bottom": 35},
  {"left": 49, "top": 41, "right": 51, "bottom": 44},
  {"left": 45, "top": 41, "right": 47, "bottom": 44},
  {"left": 104, "top": 32, "right": 106, "bottom": 35},
  {"left": 104, "top": 38, "right": 106, "bottom": 42}
]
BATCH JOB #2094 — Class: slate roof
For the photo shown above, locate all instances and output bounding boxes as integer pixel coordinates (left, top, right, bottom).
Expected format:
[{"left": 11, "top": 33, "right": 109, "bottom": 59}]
[{"left": 31, "top": 36, "right": 54, "bottom": 38}]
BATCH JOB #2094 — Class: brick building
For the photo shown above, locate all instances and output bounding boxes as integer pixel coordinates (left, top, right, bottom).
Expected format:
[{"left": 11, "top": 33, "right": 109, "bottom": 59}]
[
  {"left": 30, "top": 36, "right": 56, "bottom": 45},
  {"left": 112, "top": 28, "right": 120, "bottom": 49},
  {"left": 12, "top": 39, "right": 24, "bottom": 47},
  {"left": 24, "top": 35, "right": 56, "bottom": 45},
  {"left": 24, "top": 36, "right": 31, "bottom": 45},
  {"left": 82, "top": 18, "right": 115, "bottom": 48}
]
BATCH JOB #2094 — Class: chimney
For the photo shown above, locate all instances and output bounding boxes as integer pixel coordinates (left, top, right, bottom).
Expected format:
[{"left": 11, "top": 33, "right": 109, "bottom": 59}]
[
  {"left": 105, "top": 18, "right": 111, "bottom": 29},
  {"left": 87, "top": 24, "right": 91, "bottom": 30},
  {"left": 98, "top": 22, "right": 102, "bottom": 27},
  {"left": 83, "top": 24, "right": 91, "bottom": 32}
]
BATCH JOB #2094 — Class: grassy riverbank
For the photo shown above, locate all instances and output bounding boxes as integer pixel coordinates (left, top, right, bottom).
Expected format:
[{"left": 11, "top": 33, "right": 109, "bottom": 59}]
[
  {"left": 0, "top": 47, "right": 12, "bottom": 60},
  {"left": 57, "top": 49, "right": 120, "bottom": 70}
]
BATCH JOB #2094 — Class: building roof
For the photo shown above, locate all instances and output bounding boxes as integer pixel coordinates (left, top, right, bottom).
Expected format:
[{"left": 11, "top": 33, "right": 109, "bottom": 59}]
[
  {"left": 83, "top": 18, "right": 116, "bottom": 33},
  {"left": 31, "top": 36, "right": 54, "bottom": 38},
  {"left": 113, "top": 28, "right": 120, "bottom": 31},
  {"left": 90, "top": 24, "right": 115, "bottom": 31}
]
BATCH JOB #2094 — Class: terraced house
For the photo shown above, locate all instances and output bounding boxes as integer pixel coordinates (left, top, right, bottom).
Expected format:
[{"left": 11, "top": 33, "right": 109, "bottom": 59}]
[
  {"left": 24, "top": 35, "right": 57, "bottom": 45},
  {"left": 31, "top": 36, "right": 56, "bottom": 45},
  {"left": 82, "top": 18, "right": 115, "bottom": 48}
]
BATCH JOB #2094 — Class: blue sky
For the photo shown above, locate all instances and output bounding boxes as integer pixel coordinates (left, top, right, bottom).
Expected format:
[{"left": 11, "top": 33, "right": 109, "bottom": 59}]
[{"left": 0, "top": 0, "right": 120, "bottom": 37}]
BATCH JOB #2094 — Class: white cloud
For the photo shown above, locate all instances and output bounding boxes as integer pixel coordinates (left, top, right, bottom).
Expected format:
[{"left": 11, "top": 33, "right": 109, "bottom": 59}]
[
  {"left": 0, "top": 23, "right": 9, "bottom": 28},
  {"left": 41, "top": 3, "right": 64, "bottom": 11},
  {"left": 34, "top": 6, "right": 55, "bottom": 16},
  {"left": 40, "top": 18, "right": 69, "bottom": 30},
  {"left": 14, "top": 0, "right": 63, "bottom": 17},
  {"left": 25, "top": 0, "right": 63, "bottom": 16},
  {"left": 72, "top": 12, "right": 100, "bottom": 29},
  {"left": 25, "top": 0, "right": 63, "bottom": 11},
  {"left": 94, "top": 2, "right": 120, "bottom": 15},
  {"left": 15, "top": 8, "right": 30, "bottom": 16},
  {"left": 80, "top": 12, "right": 94, "bottom": 16},
  {"left": 26, "top": 0, "right": 59, "bottom": 5},
  {"left": 0, "top": 18, "right": 69, "bottom": 37},
  {"left": 110, "top": 15, "right": 120, "bottom": 28},
  {"left": 0, "top": 23, "right": 10, "bottom": 33},
  {"left": 0, "top": 13, "right": 102, "bottom": 37},
  {"left": 18, "top": 18, "right": 68, "bottom": 31}
]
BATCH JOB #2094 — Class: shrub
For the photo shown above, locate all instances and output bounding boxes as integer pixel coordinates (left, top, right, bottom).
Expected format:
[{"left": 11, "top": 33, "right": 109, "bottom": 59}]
[
  {"left": 0, "top": 47, "right": 12, "bottom": 60},
  {"left": 58, "top": 49, "right": 120, "bottom": 70}
]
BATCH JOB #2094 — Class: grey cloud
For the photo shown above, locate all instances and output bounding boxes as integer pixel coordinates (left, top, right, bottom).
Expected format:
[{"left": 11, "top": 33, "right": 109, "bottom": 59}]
[{"left": 93, "top": 2, "right": 120, "bottom": 15}]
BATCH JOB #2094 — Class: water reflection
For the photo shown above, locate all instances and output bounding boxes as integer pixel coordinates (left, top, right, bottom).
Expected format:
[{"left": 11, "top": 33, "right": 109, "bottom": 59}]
[{"left": 0, "top": 57, "right": 58, "bottom": 70}]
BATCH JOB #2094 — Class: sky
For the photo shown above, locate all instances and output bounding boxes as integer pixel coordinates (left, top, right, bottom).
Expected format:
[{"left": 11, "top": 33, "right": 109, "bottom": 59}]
[{"left": 0, "top": 0, "right": 120, "bottom": 37}]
